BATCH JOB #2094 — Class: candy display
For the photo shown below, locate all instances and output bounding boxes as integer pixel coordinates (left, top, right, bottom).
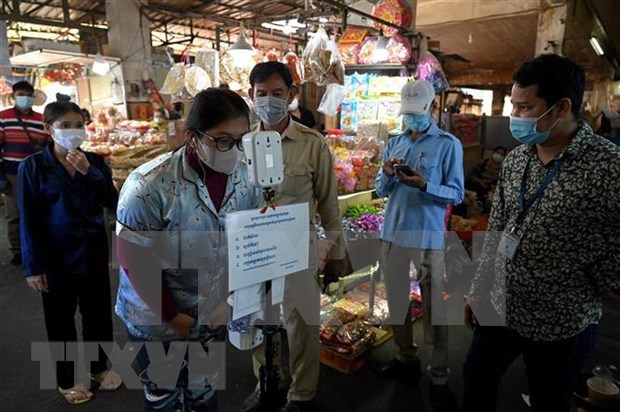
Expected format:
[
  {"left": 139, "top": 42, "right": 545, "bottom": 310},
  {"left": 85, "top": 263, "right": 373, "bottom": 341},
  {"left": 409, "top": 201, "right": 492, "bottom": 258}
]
[
  {"left": 387, "top": 33, "right": 412, "bottom": 64},
  {"left": 81, "top": 111, "right": 171, "bottom": 189},
  {"left": 341, "top": 74, "right": 410, "bottom": 133},
  {"left": 339, "top": 28, "right": 370, "bottom": 44},
  {"left": 357, "top": 37, "right": 378, "bottom": 65},
  {"left": 337, "top": 43, "right": 360, "bottom": 65},
  {"left": 372, "top": 0, "right": 413, "bottom": 37},
  {"left": 328, "top": 132, "right": 382, "bottom": 194}
]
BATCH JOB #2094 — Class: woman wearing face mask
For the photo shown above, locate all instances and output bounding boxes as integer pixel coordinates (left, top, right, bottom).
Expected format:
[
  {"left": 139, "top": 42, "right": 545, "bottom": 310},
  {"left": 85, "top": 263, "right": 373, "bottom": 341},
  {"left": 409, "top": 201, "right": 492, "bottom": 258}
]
[
  {"left": 288, "top": 96, "right": 317, "bottom": 130},
  {"left": 17, "top": 101, "right": 121, "bottom": 405},
  {"left": 150, "top": 107, "right": 168, "bottom": 132},
  {"left": 115, "top": 88, "right": 262, "bottom": 412},
  {"left": 466, "top": 146, "right": 508, "bottom": 206}
]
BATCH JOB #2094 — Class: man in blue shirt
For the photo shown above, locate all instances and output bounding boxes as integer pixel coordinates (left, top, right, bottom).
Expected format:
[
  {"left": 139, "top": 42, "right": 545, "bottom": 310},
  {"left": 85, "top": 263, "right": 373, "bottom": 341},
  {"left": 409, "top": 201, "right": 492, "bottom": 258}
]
[{"left": 375, "top": 80, "right": 465, "bottom": 386}]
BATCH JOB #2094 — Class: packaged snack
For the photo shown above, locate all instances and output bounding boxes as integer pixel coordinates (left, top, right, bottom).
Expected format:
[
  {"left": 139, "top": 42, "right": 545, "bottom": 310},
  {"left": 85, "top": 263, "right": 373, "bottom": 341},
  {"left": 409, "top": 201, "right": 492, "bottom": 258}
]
[
  {"left": 338, "top": 43, "right": 360, "bottom": 65},
  {"left": 340, "top": 101, "right": 357, "bottom": 132},
  {"left": 387, "top": 33, "right": 412, "bottom": 64},
  {"left": 358, "top": 37, "right": 378, "bottom": 65},
  {"left": 339, "top": 28, "right": 370, "bottom": 44},
  {"left": 357, "top": 100, "right": 379, "bottom": 122},
  {"left": 160, "top": 63, "right": 186, "bottom": 95},
  {"left": 283, "top": 51, "right": 304, "bottom": 84}
]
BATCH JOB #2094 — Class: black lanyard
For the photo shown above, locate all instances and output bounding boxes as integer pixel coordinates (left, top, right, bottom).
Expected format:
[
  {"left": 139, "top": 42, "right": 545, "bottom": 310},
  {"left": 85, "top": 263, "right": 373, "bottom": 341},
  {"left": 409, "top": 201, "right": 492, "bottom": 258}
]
[{"left": 516, "top": 156, "right": 565, "bottom": 226}]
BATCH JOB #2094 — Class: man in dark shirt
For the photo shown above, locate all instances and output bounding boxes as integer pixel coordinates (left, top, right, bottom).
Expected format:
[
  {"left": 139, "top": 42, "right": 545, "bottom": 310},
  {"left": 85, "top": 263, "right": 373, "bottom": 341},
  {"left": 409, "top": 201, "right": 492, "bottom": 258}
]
[
  {"left": 463, "top": 54, "right": 620, "bottom": 411},
  {"left": 288, "top": 97, "right": 317, "bottom": 130},
  {"left": 0, "top": 81, "right": 48, "bottom": 264}
]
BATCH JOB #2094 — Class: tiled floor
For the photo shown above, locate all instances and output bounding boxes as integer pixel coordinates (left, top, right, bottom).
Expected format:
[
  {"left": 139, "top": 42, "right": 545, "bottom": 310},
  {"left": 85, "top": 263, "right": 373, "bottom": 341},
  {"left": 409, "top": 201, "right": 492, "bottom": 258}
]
[{"left": 1, "top": 211, "right": 618, "bottom": 411}]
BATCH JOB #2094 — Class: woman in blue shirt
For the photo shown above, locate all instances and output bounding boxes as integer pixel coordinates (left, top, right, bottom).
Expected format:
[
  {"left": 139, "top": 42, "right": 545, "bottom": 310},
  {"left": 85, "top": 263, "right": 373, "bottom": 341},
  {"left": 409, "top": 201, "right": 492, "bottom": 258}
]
[{"left": 18, "top": 101, "right": 121, "bottom": 405}]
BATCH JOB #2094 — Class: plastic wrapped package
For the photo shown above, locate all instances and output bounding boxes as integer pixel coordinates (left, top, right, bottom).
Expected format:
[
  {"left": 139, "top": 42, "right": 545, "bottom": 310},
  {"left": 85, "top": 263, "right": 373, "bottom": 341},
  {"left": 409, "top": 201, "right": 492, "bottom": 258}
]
[
  {"left": 219, "top": 50, "right": 252, "bottom": 92},
  {"left": 387, "top": 33, "right": 412, "bottom": 64},
  {"left": 184, "top": 66, "right": 212, "bottom": 97},
  {"left": 372, "top": 0, "right": 414, "bottom": 37},
  {"left": 356, "top": 100, "right": 379, "bottom": 122},
  {"left": 415, "top": 50, "right": 449, "bottom": 92},
  {"left": 338, "top": 43, "right": 360, "bottom": 65},
  {"left": 160, "top": 63, "right": 186, "bottom": 95},
  {"left": 318, "top": 83, "right": 347, "bottom": 116},
  {"left": 303, "top": 27, "right": 345, "bottom": 86},
  {"left": 358, "top": 37, "right": 378, "bottom": 65},
  {"left": 283, "top": 51, "right": 304, "bottom": 84},
  {"left": 265, "top": 49, "right": 279, "bottom": 62},
  {"left": 195, "top": 47, "right": 220, "bottom": 88},
  {"left": 339, "top": 101, "right": 357, "bottom": 131},
  {"left": 302, "top": 27, "right": 330, "bottom": 84}
]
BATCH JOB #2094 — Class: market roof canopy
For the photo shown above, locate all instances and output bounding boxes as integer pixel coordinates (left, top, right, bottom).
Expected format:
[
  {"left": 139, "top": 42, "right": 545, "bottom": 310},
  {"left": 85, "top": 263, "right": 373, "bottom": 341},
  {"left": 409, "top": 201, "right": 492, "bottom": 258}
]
[
  {"left": 9, "top": 49, "right": 120, "bottom": 68},
  {"left": 2, "top": 0, "right": 619, "bottom": 81}
]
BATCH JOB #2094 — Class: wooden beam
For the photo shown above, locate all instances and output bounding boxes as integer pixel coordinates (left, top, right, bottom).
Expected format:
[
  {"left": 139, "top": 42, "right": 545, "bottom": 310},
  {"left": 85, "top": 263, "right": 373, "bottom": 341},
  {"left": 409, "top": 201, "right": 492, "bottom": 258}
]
[
  {"left": 61, "top": 0, "right": 70, "bottom": 23},
  {"left": 447, "top": 69, "right": 515, "bottom": 87},
  {"left": 24, "top": 0, "right": 56, "bottom": 17},
  {"left": 0, "top": 12, "right": 87, "bottom": 30}
]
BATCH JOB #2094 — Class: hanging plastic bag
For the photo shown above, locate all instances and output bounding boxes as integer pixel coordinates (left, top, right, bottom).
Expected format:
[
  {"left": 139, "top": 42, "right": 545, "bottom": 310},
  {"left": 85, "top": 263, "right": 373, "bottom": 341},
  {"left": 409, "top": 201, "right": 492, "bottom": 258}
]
[
  {"left": 318, "top": 83, "right": 347, "bottom": 116},
  {"left": 195, "top": 47, "right": 220, "bottom": 88},
  {"left": 283, "top": 51, "right": 304, "bottom": 84},
  {"left": 302, "top": 27, "right": 330, "bottom": 84},
  {"left": 160, "top": 63, "right": 186, "bottom": 95},
  {"left": 415, "top": 37, "right": 449, "bottom": 92},
  {"left": 184, "top": 65, "right": 211, "bottom": 97}
]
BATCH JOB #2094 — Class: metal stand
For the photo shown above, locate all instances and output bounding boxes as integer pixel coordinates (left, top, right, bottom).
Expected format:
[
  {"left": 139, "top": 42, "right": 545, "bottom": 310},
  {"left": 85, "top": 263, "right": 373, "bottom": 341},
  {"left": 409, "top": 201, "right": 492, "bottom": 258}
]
[{"left": 257, "top": 280, "right": 285, "bottom": 408}]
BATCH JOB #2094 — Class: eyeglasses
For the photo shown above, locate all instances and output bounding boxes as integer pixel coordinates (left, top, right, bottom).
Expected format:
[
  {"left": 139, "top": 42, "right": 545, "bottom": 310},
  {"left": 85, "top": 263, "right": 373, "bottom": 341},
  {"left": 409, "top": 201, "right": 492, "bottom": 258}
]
[{"left": 197, "top": 131, "right": 245, "bottom": 153}]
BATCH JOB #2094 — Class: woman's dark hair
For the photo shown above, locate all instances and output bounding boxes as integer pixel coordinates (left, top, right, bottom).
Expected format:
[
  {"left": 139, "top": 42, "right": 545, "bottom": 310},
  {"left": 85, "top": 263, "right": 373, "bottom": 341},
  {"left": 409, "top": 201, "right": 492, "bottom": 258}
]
[
  {"left": 185, "top": 87, "right": 249, "bottom": 132},
  {"left": 512, "top": 54, "right": 584, "bottom": 119},
  {"left": 12, "top": 81, "right": 34, "bottom": 94},
  {"left": 250, "top": 61, "right": 293, "bottom": 88},
  {"left": 43, "top": 101, "right": 85, "bottom": 124}
]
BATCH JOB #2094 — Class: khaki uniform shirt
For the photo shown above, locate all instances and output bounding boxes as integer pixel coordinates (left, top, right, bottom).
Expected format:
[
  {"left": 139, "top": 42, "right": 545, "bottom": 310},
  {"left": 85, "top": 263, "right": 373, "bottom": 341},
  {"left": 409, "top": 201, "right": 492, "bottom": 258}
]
[{"left": 256, "top": 118, "right": 345, "bottom": 260}]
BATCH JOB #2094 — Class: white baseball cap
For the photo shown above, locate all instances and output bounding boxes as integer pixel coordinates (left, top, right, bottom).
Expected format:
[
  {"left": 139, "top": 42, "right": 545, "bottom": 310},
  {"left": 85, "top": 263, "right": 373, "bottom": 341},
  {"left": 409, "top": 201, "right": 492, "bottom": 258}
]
[{"left": 399, "top": 80, "right": 435, "bottom": 115}]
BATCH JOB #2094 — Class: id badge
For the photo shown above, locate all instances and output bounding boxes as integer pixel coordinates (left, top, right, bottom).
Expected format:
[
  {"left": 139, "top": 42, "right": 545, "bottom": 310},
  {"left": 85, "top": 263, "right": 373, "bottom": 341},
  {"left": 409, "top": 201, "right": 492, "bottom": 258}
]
[{"left": 498, "top": 230, "right": 520, "bottom": 260}]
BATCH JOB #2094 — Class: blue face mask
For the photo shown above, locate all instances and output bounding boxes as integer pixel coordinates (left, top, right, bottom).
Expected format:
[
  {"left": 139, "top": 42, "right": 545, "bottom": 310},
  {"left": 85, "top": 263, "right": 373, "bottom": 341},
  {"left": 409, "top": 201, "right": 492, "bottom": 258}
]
[
  {"left": 509, "top": 103, "right": 560, "bottom": 145},
  {"left": 404, "top": 113, "right": 432, "bottom": 133},
  {"left": 15, "top": 96, "right": 34, "bottom": 110}
]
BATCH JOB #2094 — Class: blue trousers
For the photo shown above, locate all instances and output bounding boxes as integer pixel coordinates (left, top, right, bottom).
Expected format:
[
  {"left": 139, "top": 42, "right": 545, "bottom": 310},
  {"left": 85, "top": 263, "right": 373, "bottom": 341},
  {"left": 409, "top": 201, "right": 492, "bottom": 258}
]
[{"left": 128, "top": 328, "right": 224, "bottom": 412}]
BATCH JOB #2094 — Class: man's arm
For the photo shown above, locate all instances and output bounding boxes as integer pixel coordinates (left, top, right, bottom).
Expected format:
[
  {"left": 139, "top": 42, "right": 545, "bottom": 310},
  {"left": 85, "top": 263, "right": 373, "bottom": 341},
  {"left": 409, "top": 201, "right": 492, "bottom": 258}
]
[
  {"left": 424, "top": 140, "right": 465, "bottom": 204},
  {"left": 375, "top": 139, "right": 397, "bottom": 198},
  {"left": 313, "top": 140, "right": 346, "bottom": 262}
]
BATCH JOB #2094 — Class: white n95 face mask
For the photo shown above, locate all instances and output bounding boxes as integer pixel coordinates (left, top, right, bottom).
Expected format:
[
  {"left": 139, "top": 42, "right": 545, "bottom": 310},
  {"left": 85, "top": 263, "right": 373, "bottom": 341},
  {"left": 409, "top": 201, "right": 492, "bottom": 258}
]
[
  {"left": 52, "top": 128, "right": 87, "bottom": 150},
  {"left": 194, "top": 137, "right": 241, "bottom": 175}
]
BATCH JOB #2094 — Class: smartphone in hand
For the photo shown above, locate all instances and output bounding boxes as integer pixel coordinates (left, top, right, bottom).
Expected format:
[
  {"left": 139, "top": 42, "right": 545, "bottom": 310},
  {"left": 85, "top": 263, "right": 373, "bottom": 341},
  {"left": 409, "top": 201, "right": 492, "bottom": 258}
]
[{"left": 394, "top": 164, "right": 415, "bottom": 177}]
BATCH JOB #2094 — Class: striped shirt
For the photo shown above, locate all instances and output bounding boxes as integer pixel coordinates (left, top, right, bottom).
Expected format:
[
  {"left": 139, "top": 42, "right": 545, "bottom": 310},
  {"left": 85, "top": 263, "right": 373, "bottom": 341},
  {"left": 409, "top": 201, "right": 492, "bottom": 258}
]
[{"left": 0, "top": 107, "right": 48, "bottom": 177}]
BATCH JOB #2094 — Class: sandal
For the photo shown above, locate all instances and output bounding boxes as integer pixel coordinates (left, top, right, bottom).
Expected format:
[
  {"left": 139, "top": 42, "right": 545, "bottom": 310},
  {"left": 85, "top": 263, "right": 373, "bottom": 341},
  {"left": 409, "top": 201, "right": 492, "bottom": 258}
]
[
  {"left": 58, "top": 384, "right": 94, "bottom": 405},
  {"left": 89, "top": 369, "right": 123, "bottom": 391}
]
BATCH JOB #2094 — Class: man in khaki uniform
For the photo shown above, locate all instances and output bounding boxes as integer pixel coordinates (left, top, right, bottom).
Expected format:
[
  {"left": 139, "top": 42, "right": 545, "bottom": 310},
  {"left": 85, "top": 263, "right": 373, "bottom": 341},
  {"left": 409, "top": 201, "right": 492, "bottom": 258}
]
[{"left": 241, "top": 62, "right": 346, "bottom": 412}]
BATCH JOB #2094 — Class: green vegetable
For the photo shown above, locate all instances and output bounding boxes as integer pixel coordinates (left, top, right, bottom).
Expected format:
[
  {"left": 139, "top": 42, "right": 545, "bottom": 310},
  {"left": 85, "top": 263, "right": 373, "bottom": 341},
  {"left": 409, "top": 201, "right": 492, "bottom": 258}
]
[{"left": 345, "top": 204, "right": 379, "bottom": 218}]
